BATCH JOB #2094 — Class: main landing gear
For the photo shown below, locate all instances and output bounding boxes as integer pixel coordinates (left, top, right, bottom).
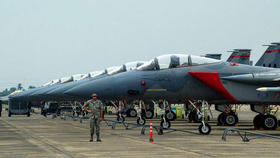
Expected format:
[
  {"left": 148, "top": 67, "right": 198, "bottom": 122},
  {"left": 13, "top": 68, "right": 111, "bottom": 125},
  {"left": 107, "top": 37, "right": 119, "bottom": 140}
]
[
  {"left": 216, "top": 105, "right": 239, "bottom": 126},
  {"left": 251, "top": 105, "right": 278, "bottom": 130}
]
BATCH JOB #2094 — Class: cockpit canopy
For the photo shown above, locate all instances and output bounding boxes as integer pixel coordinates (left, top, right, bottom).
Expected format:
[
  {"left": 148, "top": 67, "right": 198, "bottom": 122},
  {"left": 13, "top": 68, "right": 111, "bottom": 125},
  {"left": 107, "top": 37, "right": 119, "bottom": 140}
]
[
  {"left": 108, "top": 61, "right": 145, "bottom": 75},
  {"left": 90, "top": 70, "right": 106, "bottom": 78},
  {"left": 124, "top": 61, "right": 145, "bottom": 71},
  {"left": 61, "top": 76, "right": 73, "bottom": 83},
  {"left": 137, "top": 54, "right": 221, "bottom": 71}
]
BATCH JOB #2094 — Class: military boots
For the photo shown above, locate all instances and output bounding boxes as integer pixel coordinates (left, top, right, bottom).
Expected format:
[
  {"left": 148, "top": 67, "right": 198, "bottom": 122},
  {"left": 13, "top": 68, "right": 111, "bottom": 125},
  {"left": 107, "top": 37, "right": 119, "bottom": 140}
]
[
  {"left": 89, "top": 134, "right": 93, "bottom": 142},
  {"left": 97, "top": 134, "right": 101, "bottom": 142}
]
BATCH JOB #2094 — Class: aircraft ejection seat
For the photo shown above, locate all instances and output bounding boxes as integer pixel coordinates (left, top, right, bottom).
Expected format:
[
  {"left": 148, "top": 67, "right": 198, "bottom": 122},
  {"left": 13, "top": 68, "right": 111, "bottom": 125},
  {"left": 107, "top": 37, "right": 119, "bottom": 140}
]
[{"left": 169, "top": 55, "right": 180, "bottom": 68}]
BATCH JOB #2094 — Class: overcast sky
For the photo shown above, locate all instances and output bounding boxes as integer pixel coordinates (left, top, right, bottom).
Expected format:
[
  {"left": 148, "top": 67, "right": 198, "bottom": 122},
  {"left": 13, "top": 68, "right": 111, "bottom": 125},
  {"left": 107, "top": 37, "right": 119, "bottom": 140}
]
[{"left": 0, "top": 0, "right": 279, "bottom": 90}]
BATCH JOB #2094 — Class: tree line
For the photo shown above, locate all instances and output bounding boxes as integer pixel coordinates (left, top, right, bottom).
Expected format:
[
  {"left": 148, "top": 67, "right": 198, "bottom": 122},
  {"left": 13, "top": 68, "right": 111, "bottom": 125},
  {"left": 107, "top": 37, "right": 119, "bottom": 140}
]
[{"left": 0, "top": 83, "right": 36, "bottom": 97}]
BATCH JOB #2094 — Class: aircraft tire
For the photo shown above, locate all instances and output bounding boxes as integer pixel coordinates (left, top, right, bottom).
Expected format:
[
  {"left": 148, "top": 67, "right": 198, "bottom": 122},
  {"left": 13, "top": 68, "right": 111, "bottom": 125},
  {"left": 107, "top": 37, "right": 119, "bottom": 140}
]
[
  {"left": 188, "top": 111, "right": 198, "bottom": 122},
  {"left": 188, "top": 112, "right": 194, "bottom": 121},
  {"left": 160, "top": 120, "right": 171, "bottom": 129},
  {"left": 137, "top": 118, "right": 146, "bottom": 126},
  {"left": 73, "top": 112, "right": 79, "bottom": 117},
  {"left": 117, "top": 115, "right": 125, "bottom": 122},
  {"left": 145, "top": 109, "right": 154, "bottom": 119},
  {"left": 126, "top": 109, "right": 131, "bottom": 117},
  {"left": 217, "top": 113, "right": 226, "bottom": 125},
  {"left": 225, "top": 113, "right": 238, "bottom": 126},
  {"left": 166, "top": 110, "right": 176, "bottom": 121},
  {"left": 262, "top": 115, "right": 277, "bottom": 130},
  {"left": 27, "top": 112, "right": 30, "bottom": 117},
  {"left": 129, "top": 109, "right": 137, "bottom": 117},
  {"left": 198, "top": 123, "right": 211, "bottom": 135},
  {"left": 8, "top": 111, "right": 11, "bottom": 117},
  {"left": 193, "top": 113, "right": 201, "bottom": 123},
  {"left": 253, "top": 114, "right": 263, "bottom": 129}
]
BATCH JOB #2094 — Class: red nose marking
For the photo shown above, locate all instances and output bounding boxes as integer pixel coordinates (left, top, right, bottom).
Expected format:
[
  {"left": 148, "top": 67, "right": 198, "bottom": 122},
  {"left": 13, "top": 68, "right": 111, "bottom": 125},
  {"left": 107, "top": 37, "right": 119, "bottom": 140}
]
[{"left": 141, "top": 81, "right": 146, "bottom": 86}]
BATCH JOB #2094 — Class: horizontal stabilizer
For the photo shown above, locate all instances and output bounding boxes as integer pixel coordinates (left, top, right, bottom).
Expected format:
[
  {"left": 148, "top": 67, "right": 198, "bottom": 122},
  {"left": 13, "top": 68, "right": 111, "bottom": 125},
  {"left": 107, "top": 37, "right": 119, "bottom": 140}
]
[{"left": 256, "top": 87, "right": 280, "bottom": 92}]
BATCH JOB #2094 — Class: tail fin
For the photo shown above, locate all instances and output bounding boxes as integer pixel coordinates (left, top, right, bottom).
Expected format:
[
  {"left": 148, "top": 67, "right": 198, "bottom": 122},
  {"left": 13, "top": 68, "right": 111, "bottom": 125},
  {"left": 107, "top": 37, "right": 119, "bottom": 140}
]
[
  {"left": 204, "top": 54, "right": 222, "bottom": 60},
  {"left": 255, "top": 43, "right": 280, "bottom": 68},
  {"left": 227, "top": 49, "right": 251, "bottom": 65}
]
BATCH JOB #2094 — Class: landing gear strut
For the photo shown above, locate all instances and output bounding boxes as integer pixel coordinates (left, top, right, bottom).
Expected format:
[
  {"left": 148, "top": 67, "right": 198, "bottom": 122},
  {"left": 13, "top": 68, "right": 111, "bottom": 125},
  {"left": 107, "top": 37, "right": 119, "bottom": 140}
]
[
  {"left": 136, "top": 100, "right": 146, "bottom": 126},
  {"left": 160, "top": 100, "right": 171, "bottom": 129},
  {"left": 188, "top": 100, "right": 212, "bottom": 135},
  {"left": 111, "top": 101, "right": 126, "bottom": 123}
]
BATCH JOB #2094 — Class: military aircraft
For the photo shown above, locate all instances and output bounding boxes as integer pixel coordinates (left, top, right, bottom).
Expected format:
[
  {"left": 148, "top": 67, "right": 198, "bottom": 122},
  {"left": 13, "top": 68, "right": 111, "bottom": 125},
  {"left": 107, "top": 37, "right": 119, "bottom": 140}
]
[
  {"left": 9, "top": 74, "right": 86, "bottom": 101},
  {"left": 43, "top": 61, "right": 144, "bottom": 101},
  {"left": 62, "top": 53, "right": 280, "bottom": 134}
]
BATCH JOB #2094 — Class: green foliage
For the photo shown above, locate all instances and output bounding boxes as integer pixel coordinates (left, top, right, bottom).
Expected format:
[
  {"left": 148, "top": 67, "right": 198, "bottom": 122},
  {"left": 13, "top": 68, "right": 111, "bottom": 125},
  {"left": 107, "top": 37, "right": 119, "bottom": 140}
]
[
  {"left": 0, "top": 87, "right": 16, "bottom": 97},
  {"left": 0, "top": 84, "right": 36, "bottom": 97}
]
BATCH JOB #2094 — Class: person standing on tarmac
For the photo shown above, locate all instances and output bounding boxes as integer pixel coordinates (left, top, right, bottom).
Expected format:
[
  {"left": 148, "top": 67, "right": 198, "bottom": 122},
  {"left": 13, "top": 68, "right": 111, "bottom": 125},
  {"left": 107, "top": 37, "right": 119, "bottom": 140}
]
[
  {"left": 0, "top": 100, "right": 2, "bottom": 117},
  {"left": 83, "top": 93, "right": 104, "bottom": 142}
]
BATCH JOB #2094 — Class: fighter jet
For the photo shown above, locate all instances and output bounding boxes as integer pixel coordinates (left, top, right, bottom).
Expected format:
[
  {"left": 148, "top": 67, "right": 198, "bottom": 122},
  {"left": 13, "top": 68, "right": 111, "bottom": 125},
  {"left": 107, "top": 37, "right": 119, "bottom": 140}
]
[
  {"left": 38, "top": 61, "right": 144, "bottom": 101},
  {"left": 12, "top": 61, "right": 144, "bottom": 103},
  {"left": 10, "top": 74, "right": 85, "bottom": 101},
  {"left": 64, "top": 53, "right": 280, "bottom": 134},
  {"left": 9, "top": 78, "right": 61, "bottom": 101}
]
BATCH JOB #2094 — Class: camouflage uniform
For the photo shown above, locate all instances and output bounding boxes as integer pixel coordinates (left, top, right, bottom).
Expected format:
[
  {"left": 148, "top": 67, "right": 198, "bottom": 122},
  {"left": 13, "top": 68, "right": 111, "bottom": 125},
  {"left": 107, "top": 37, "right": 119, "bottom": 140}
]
[
  {"left": 0, "top": 100, "right": 2, "bottom": 117},
  {"left": 84, "top": 99, "right": 104, "bottom": 141}
]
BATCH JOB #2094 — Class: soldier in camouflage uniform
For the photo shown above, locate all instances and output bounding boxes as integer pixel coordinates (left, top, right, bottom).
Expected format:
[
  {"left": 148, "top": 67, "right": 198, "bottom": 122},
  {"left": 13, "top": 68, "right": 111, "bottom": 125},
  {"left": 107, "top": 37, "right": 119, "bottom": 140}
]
[
  {"left": 83, "top": 93, "right": 104, "bottom": 142},
  {"left": 0, "top": 100, "right": 2, "bottom": 117}
]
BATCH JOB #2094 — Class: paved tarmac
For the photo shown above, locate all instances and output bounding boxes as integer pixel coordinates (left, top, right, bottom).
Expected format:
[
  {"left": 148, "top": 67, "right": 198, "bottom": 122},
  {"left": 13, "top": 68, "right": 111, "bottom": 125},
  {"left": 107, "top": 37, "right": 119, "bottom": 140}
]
[{"left": 0, "top": 109, "right": 280, "bottom": 158}]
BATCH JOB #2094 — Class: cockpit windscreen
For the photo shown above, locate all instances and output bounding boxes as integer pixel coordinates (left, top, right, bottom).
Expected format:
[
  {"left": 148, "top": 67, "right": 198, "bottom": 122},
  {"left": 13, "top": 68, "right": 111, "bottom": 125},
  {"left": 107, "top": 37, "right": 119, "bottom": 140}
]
[{"left": 137, "top": 54, "right": 221, "bottom": 71}]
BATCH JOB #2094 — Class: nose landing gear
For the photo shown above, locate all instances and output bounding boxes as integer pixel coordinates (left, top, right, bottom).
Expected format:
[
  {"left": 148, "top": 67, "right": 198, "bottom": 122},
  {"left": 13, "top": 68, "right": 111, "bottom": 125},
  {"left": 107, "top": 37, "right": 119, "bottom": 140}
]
[{"left": 188, "top": 100, "right": 212, "bottom": 135}]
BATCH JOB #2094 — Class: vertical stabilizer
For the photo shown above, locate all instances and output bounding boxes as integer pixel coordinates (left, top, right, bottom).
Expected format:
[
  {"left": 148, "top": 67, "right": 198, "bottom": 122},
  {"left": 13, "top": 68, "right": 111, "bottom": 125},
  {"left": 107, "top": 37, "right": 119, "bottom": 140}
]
[
  {"left": 255, "top": 43, "right": 280, "bottom": 68},
  {"left": 227, "top": 49, "right": 251, "bottom": 65}
]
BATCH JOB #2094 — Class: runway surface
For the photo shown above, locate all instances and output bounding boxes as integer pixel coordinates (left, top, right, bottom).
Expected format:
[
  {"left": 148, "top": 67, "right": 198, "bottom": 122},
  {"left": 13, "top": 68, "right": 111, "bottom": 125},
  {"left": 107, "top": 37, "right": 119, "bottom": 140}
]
[{"left": 0, "top": 110, "right": 280, "bottom": 158}]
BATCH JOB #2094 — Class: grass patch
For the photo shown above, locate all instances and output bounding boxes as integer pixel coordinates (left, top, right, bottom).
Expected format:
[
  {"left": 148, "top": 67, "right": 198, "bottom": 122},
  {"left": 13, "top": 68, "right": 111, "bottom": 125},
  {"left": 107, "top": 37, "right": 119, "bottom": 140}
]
[{"left": 2, "top": 104, "right": 8, "bottom": 110}]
